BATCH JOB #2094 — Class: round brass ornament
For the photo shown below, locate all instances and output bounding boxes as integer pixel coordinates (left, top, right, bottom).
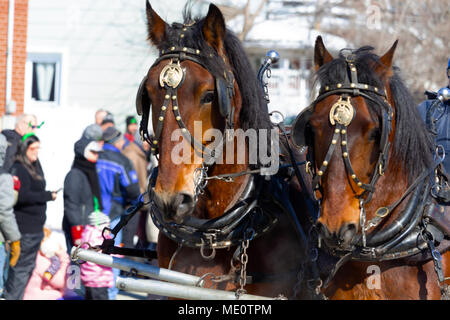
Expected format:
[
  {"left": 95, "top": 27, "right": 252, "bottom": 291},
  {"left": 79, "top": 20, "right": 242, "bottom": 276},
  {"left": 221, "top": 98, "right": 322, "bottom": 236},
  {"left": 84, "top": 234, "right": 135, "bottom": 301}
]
[
  {"left": 329, "top": 96, "right": 355, "bottom": 126},
  {"left": 159, "top": 60, "right": 184, "bottom": 88}
]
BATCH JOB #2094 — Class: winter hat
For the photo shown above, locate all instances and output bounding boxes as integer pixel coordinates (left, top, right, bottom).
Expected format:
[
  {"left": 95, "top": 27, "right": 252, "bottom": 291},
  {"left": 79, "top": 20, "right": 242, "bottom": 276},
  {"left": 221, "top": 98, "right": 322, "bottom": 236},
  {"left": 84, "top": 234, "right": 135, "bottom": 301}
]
[
  {"left": 126, "top": 116, "right": 138, "bottom": 127},
  {"left": 82, "top": 124, "right": 103, "bottom": 141},
  {"left": 102, "top": 126, "right": 122, "bottom": 144},
  {"left": 101, "top": 112, "right": 115, "bottom": 125},
  {"left": 40, "top": 229, "right": 59, "bottom": 258},
  {"left": 87, "top": 210, "right": 110, "bottom": 226},
  {"left": 74, "top": 137, "right": 97, "bottom": 158}
]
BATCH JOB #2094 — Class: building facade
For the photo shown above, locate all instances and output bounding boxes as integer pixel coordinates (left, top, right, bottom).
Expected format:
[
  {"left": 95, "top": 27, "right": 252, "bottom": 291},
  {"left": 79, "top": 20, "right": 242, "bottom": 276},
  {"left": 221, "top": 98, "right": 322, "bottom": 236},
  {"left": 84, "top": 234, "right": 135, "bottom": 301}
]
[{"left": 0, "top": 0, "right": 29, "bottom": 129}]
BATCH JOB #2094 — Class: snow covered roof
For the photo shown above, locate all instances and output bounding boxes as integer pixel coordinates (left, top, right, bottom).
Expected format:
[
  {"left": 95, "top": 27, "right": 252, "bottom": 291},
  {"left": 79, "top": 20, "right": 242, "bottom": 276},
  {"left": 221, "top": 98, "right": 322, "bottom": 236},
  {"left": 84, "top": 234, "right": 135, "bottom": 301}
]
[
  {"left": 241, "top": 17, "right": 347, "bottom": 50},
  {"left": 223, "top": 6, "right": 348, "bottom": 52}
]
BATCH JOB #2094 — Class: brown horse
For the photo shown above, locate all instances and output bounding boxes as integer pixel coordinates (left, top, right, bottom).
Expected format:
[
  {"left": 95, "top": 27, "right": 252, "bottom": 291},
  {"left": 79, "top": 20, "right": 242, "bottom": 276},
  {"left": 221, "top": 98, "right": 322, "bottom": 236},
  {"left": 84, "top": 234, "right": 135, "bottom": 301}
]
[
  {"left": 292, "top": 36, "right": 450, "bottom": 299},
  {"left": 137, "top": 2, "right": 316, "bottom": 299}
]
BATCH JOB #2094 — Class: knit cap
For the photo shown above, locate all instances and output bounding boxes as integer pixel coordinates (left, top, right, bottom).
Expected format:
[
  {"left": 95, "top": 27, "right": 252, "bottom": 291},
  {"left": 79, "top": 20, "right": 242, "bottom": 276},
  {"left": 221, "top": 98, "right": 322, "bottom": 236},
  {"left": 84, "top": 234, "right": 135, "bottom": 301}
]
[
  {"left": 102, "top": 126, "right": 122, "bottom": 144},
  {"left": 82, "top": 124, "right": 103, "bottom": 141},
  {"left": 87, "top": 210, "right": 110, "bottom": 227}
]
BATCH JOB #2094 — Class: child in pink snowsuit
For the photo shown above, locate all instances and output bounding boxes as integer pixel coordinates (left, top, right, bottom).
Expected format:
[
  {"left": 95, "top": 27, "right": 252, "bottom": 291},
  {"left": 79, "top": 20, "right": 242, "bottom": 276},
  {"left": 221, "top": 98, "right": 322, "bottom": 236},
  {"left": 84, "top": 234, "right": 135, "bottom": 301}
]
[{"left": 80, "top": 210, "right": 114, "bottom": 300}]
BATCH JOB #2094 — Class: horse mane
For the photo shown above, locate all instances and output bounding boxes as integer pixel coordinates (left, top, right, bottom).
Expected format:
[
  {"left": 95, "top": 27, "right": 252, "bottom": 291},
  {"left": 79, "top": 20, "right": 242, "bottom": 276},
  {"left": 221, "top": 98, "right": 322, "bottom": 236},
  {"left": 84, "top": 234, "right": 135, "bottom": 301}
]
[
  {"left": 315, "top": 46, "right": 433, "bottom": 181},
  {"left": 155, "top": 5, "right": 272, "bottom": 133}
]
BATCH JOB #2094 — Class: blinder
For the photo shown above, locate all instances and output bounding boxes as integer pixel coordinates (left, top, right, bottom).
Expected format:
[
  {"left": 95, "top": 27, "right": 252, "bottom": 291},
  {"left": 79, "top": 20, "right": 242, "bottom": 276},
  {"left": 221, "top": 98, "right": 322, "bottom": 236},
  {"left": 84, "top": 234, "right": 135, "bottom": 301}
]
[
  {"left": 215, "top": 77, "right": 232, "bottom": 119},
  {"left": 291, "top": 105, "right": 314, "bottom": 151},
  {"left": 136, "top": 75, "right": 149, "bottom": 116}
]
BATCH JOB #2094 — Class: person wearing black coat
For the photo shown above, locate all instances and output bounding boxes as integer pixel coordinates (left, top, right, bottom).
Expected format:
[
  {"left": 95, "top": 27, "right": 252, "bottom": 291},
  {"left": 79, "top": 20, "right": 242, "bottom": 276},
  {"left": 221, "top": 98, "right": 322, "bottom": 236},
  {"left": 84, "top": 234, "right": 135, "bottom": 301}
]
[
  {"left": 2, "top": 133, "right": 58, "bottom": 300},
  {"left": 1, "top": 114, "right": 39, "bottom": 171},
  {"left": 62, "top": 137, "right": 103, "bottom": 254}
]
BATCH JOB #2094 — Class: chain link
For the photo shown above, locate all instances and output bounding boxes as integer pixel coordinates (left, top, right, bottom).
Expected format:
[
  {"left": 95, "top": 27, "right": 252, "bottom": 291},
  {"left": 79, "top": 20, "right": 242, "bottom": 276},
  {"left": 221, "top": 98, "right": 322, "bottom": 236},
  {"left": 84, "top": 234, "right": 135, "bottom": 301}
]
[
  {"left": 359, "top": 199, "right": 367, "bottom": 247},
  {"left": 193, "top": 164, "right": 208, "bottom": 202},
  {"left": 235, "top": 228, "right": 254, "bottom": 298}
]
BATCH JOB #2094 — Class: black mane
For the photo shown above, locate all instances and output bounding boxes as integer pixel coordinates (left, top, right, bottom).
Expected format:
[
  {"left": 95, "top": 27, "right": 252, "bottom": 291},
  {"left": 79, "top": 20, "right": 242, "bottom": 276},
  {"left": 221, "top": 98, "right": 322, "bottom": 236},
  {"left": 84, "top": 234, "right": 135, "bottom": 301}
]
[
  {"left": 315, "top": 46, "right": 433, "bottom": 181},
  {"left": 155, "top": 7, "right": 272, "bottom": 134}
]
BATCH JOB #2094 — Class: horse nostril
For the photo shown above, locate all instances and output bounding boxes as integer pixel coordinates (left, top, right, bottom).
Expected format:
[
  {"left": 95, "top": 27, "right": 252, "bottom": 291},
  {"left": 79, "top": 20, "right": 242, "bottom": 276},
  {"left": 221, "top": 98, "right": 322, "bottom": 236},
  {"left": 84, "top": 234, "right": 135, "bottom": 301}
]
[
  {"left": 339, "top": 223, "right": 357, "bottom": 245},
  {"left": 316, "top": 221, "right": 330, "bottom": 238},
  {"left": 174, "top": 192, "right": 195, "bottom": 220}
]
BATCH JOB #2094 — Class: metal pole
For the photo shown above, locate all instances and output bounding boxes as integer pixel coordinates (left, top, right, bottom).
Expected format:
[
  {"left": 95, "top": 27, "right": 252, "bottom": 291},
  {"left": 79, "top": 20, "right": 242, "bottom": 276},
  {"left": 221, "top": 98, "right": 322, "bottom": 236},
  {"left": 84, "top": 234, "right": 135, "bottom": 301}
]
[
  {"left": 116, "top": 277, "right": 275, "bottom": 300},
  {"left": 70, "top": 247, "right": 203, "bottom": 287}
]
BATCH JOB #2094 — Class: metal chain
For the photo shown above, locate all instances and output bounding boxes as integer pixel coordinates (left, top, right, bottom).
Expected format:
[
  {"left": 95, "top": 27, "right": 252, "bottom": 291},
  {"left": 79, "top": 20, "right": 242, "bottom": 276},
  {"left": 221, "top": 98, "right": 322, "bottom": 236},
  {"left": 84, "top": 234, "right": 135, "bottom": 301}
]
[
  {"left": 359, "top": 199, "right": 367, "bottom": 247},
  {"left": 193, "top": 163, "right": 208, "bottom": 202},
  {"left": 70, "top": 242, "right": 100, "bottom": 265},
  {"left": 235, "top": 239, "right": 249, "bottom": 298},
  {"left": 235, "top": 228, "right": 254, "bottom": 298}
]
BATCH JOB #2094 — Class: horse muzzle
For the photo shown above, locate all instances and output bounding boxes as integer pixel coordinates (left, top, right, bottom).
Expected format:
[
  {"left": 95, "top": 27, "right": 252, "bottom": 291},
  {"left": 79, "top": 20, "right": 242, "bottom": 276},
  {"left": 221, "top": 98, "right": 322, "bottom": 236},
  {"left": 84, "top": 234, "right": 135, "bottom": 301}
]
[
  {"left": 316, "top": 221, "right": 358, "bottom": 251},
  {"left": 151, "top": 188, "right": 196, "bottom": 224}
]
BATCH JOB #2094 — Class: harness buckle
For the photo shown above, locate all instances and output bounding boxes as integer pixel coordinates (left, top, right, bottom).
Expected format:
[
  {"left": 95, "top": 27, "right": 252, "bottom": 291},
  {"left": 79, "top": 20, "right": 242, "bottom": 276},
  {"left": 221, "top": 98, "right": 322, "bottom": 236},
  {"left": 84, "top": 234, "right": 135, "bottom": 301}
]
[
  {"left": 200, "top": 234, "right": 217, "bottom": 260},
  {"left": 378, "top": 162, "right": 385, "bottom": 176}
]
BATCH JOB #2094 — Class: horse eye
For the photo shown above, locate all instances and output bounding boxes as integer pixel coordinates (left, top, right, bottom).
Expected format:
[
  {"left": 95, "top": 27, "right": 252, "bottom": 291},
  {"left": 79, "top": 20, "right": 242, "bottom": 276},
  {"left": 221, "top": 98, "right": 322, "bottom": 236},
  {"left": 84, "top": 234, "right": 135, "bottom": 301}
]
[
  {"left": 368, "top": 128, "right": 380, "bottom": 141},
  {"left": 201, "top": 91, "right": 214, "bottom": 104}
]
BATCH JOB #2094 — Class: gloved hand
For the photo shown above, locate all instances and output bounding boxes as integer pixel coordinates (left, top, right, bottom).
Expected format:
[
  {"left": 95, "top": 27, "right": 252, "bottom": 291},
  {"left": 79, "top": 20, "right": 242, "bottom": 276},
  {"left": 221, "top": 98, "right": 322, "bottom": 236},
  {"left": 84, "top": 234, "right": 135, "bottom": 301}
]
[
  {"left": 9, "top": 240, "right": 20, "bottom": 267},
  {"left": 71, "top": 225, "right": 84, "bottom": 246}
]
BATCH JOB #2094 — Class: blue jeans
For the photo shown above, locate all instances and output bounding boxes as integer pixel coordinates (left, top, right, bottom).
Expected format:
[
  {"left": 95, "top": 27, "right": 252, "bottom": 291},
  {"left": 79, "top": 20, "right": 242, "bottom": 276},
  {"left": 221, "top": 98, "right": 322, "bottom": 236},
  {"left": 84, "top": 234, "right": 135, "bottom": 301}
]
[
  {"left": 107, "top": 216, "right": 123, "bottom": 300},
  {"left": 0, "top": 243, "right": 7, "bottom": 292}
]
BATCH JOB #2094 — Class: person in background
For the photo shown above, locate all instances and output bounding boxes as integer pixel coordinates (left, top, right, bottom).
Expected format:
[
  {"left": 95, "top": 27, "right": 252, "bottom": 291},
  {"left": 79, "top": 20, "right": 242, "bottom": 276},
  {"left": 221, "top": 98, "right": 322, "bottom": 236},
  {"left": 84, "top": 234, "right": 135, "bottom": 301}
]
[
  {"left": 417, "top": 57, "right": 450, "bottom": 175},
  {"left": 0, "top": 133, "right": 21, "bottom": 295},
  {"left": 23, "top": 227, "right": 75, "bottom": 300},
  {"left": 97, "top": 127, "right": 140, "bottom": 299},
  {"left": 82, "top": 124, "right": 103, "bottom": 146},
  {"left": 2, "top": 133, "right": 58, "bottom": 300},
  {"left": 80, "top": 210, "right": 114, "bottom": 300},
  {"left": 100, "top": 112, "right": 115, "bottom": 132},
  {"left": 121, "top": 130, "right": 152, "bottom": 252},
  {"left": 94, "top": 109, "right": 108, "bottom": 126},
  {"left": 1, "top": 114, "right": 39, "bottom": 171},
  {"left": 123, "top": 115, "right": 139, "bottom": 148},
  {"left": 63, "top": 137, "right": 103, "bottom": 254}
]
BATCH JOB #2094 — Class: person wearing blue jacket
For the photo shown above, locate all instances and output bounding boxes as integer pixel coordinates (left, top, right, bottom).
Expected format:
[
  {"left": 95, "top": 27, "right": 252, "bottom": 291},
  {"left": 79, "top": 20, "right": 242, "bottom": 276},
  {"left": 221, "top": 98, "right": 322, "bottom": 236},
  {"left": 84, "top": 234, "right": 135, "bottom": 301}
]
[
  {"left": 417, "top": 57, "right": 450, "bottom": 175},
  {"left": 96, "top": 126, "right": 140, "bottom": 299}
]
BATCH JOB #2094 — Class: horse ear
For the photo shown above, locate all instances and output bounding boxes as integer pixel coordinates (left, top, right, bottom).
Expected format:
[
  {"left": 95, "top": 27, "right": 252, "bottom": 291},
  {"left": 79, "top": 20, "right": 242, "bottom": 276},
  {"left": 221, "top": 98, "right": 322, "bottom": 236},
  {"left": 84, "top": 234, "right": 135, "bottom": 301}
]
[
  {"left": 379, "top": 40, "right": 398, "bottom": 71},
  {"left": 314, "top": 36, "right": 334, "bottom": 71},
  {"left": 202, "top": 4, "right": 226, "bottom": 57},
  {"left": 146, "top": 1, "right": 168, "bottom": 47}
]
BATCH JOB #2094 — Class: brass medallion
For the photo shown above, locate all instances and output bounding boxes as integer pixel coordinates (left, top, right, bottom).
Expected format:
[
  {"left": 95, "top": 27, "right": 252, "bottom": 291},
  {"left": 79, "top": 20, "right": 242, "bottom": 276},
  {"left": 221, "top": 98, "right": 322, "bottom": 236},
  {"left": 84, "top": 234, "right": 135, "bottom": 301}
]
[
  {"left": 159, "top": 60, "right": 184, "bottom": 88},
  {"left": 329, "top": 96, "right": 355, "bottom": 126}
]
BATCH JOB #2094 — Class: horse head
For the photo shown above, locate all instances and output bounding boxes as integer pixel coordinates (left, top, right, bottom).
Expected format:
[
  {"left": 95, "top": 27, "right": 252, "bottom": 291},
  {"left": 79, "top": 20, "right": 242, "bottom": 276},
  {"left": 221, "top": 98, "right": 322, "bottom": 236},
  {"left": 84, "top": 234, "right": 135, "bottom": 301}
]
[
  {"left": 293, "top": 36, "right": 433, "bottom": 251},
  {"left": 139, "top": 2, "right": 271, "bottom": 225}
]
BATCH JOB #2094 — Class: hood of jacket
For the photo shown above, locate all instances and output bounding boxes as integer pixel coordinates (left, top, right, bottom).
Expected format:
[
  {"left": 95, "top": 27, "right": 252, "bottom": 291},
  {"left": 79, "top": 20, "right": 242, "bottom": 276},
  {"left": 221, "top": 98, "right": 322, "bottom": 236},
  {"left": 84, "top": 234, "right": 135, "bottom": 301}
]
[{"left": 0, "top": 133, "right": 8, "bottom": 167}]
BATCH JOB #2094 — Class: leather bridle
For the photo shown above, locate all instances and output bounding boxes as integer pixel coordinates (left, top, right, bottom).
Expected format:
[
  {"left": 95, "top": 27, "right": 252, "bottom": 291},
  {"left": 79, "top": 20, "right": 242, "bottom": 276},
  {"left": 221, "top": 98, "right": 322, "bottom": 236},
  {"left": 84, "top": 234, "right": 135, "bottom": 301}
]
[
  {"left": 136, "top": 43, "right": 235, "bottom": 163},
  {"left": 298, "top": 53, "right": 393, "bottom": 205},
  {"left": 292, "top": 52, "right": 396, "bottom": 247}
]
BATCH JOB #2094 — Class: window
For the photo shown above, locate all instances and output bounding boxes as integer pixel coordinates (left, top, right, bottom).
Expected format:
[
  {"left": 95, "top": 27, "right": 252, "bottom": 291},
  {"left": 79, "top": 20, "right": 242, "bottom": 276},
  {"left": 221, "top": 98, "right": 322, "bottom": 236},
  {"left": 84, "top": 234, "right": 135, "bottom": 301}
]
[{"left": 26, "top": 53, "right": 62, "bottom": 105}]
